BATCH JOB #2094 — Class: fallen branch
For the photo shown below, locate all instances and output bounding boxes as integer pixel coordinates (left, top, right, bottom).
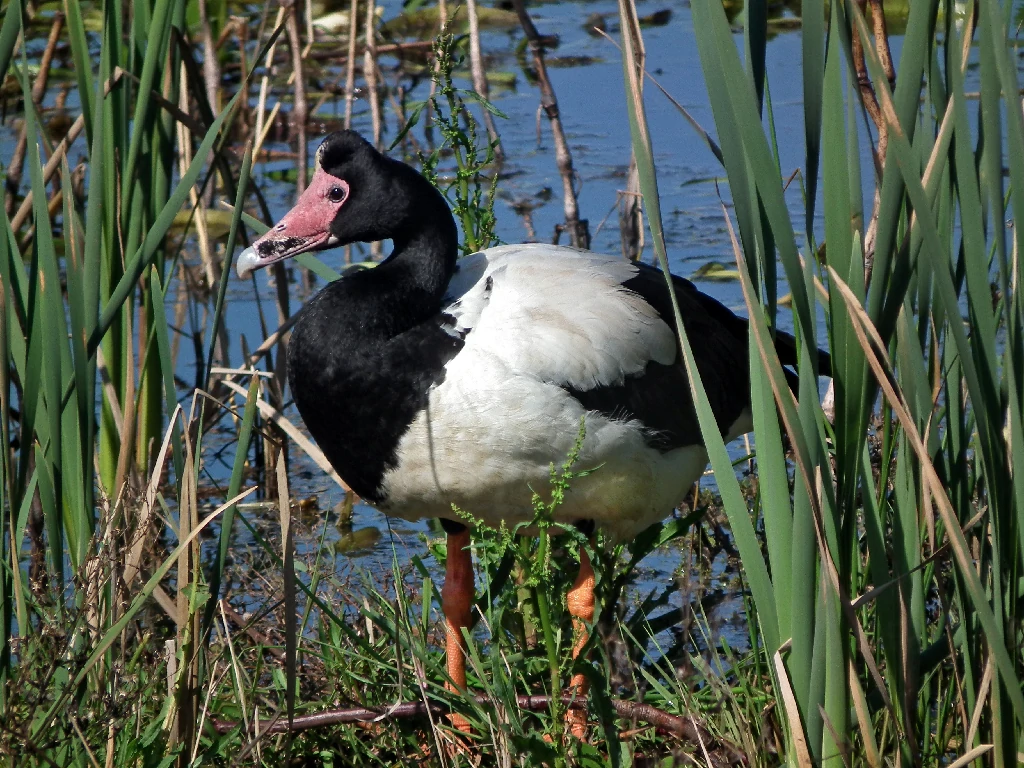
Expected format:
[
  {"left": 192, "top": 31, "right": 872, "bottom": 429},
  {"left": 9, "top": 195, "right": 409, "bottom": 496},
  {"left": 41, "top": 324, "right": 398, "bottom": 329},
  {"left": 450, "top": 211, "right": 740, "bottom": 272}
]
[{"left": 211, "top": 694, "right": 748, "bottom": 765}]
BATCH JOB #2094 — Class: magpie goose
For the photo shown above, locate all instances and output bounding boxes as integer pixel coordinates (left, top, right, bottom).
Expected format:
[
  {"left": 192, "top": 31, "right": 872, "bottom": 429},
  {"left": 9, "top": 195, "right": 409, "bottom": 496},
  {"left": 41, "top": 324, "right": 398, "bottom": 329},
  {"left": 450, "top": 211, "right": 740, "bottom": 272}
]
[{"left": 237, "top": 129, "right": 828, "bottom": 736}]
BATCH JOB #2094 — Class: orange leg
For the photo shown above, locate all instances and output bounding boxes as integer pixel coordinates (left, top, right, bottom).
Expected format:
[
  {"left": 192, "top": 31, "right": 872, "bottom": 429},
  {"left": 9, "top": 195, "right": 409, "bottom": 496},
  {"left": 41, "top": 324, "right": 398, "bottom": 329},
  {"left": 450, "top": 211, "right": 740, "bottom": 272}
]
[
  {"left": 566, "top": 547, "right": 595, "bottom": 739},
  {"left": 441, "top": 527, "right": 473, "bottom": 732}
]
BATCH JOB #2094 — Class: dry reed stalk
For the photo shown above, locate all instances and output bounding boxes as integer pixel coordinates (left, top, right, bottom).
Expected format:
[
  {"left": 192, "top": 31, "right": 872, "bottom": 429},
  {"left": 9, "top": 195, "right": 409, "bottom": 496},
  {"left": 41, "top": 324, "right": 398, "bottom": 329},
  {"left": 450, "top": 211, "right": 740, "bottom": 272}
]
[
  {"left": 340, "top": 0, "right": 360, "bottom": 264},
  {"left": 245, "top": 313, "right": 299, "bottom": 365},
  {"left": 164, "top": 639, "right": 178, "bottom": 734},
  {"left": 242, "top": 72, "right": 291, "bottom": 393},
  {"left": 510, "top": 0, "right": 589, "bottom": 249},
  {"left": 253, "top": 102, "right": 284, "bottom": 159},
  {"left": 177, "top": 65, "right": 218, "bottom": 289},
  {"left": 467, "top": 0, "right": 503, "bottom": 161},
  {"left": 254, "top": 7, "right": 287, "bottom": 149},
  {"left": 123, "top": 405, "right": 182, "bottom": 589},
  {"left": 10, "top": 69, "right": 123, "bottom": 235},
  {"left": 197, "top": 0, "right": 221, "bottom": 113},
  {"left": 827, "top": 0, "right": 897, "bottom": 413},
  {"left": 851, "top": 0, "right": 896, "bottom": 284},
  {"left": 111, "top": 297, "right": 136, "bottom": 508},
  {"left": 283, "top": 0, "right": 308, "bottom": 193},
  {"left": 866, "top": 0, "right": 896, "bottom": 87},
  {"left": 364, "top": 0, "right": 384, "bottom": 258},
  {"left": 364, "top": 0, "right": 381, "bottom": 147},
  {"left": 343, "top": 0, "right": 359, "bottom": 128},
  {"left": 4, "top": 12, "right": 64, "bottom": 216},
  {"left": 304, "top": 0, "right": 314, "bottom": 57},
  {"left": 423, "top": 0, "right": 448, "bottom": 148},
  {"left": 276, "top": 455, "right": 297, "bottom": 726},
  {"left": 615, "top": 0, "right": 647, "bottom": 263},
  {"left": 619, "top": 164, "right": 643, "bottom": 261},
  {"left": 16, "top": 185, "right": 65, "bottom": 251},
  {"left": 233, "top": 16, "right": 252, "bottom": 130},
  {"left": 193, "top": 660, "right": 227, "bottom": 765}
]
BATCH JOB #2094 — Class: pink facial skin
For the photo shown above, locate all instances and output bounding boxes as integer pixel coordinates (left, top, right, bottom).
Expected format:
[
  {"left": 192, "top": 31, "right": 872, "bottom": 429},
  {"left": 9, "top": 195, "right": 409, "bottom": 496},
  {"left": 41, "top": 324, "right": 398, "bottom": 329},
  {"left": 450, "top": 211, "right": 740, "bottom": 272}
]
[{"left": 247, "top": 168, "right": 349, "bottom": 267}]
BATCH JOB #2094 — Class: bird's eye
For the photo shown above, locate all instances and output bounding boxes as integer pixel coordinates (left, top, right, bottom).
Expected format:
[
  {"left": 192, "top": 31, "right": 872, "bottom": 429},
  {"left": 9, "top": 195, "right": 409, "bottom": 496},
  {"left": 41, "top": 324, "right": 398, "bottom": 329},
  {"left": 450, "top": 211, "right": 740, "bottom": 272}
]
[{"left": 328, "top": 186, "right": 346, "bottom": 203}]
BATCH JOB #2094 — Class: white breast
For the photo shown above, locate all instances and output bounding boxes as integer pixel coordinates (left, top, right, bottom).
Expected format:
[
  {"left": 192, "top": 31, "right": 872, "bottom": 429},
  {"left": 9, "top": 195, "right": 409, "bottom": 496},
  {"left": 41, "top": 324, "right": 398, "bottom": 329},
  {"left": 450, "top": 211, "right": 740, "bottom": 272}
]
[
  {"left": 379, "top": 351, "right": 709, "bottom": 541},
  {"left": 377, "top": 244, "right": 712, "bottom": 541}
]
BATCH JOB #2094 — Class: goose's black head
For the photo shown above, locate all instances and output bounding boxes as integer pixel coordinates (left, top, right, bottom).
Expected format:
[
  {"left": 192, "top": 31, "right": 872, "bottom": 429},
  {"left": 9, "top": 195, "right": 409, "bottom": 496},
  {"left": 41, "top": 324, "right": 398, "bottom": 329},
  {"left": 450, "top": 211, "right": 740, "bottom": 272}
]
[{"left": 237, "top": 130, "right": 451, "bottom": 277}]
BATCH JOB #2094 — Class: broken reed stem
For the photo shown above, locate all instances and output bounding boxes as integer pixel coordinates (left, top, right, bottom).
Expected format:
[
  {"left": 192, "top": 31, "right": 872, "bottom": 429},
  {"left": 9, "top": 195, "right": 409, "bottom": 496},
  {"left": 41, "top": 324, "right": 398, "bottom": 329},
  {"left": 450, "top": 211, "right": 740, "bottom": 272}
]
[
  {"left": 466, "top": 0, "right": 503, "bottom": 161},
  {"left": 509, "top": 0, "right": 589, "bottom": 249}
]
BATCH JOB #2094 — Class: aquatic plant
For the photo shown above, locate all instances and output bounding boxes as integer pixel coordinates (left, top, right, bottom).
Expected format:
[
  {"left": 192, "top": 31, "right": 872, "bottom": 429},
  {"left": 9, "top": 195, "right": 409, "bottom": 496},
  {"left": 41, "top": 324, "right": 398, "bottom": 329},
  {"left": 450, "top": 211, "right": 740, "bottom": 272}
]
[{"left": 619, "top": 0, "right": 1024, "bottom": 761}]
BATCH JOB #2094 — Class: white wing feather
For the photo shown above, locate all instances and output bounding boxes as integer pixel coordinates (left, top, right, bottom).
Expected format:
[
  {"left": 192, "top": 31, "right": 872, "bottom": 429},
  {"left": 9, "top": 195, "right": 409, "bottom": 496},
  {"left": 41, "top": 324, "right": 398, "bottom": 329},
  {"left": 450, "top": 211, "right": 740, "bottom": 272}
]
[{"left": 444, "top": 244, "right": 676, "bottom": 390}]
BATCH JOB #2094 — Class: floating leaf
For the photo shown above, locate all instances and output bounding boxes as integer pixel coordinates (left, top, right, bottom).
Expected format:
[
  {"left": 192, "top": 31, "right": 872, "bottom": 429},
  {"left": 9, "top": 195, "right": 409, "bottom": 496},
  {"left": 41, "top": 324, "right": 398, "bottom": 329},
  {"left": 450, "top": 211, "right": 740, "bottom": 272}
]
[
  {"left": 691, "top": 261, "right": 741, "bottom": 281},
  {"left": 382, "top": 5, "right": 519, "bottom": 38}
]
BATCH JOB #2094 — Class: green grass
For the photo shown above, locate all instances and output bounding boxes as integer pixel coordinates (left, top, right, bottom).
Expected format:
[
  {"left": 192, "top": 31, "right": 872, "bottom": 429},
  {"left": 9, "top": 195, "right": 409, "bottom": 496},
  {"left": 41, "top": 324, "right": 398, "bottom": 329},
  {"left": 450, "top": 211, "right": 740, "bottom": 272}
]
[
  {"left": 0, "top": 0, "right": 1022, "bottom": 764},
  {"left": 619, "top": 0, "right": 1024, "bottom": 762}
]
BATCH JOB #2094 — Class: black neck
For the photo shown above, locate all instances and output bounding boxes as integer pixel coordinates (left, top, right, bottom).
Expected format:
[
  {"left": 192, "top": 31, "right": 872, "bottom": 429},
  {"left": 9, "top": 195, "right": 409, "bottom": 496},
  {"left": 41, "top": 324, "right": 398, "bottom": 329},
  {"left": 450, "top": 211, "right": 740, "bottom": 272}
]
[
  {"left": 359, "top": 159, "right": 460, "bottom": 331},
  {"left": 302, "top": 164, "right": 458, "bottom": 346},
  {"left": 378, "top": 210, "right": 458, "bottom": 314},
  {"left": 288, "top": 168, "right": 465, "bottom": 503}
]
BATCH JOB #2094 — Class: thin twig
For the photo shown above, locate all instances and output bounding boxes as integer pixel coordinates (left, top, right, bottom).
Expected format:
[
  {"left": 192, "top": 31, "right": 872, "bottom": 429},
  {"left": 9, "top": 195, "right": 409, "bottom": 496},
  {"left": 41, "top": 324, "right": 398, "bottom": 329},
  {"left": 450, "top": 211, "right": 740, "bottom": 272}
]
[{"left": 510, "top": 0, "right": 589, "bottom": 249}]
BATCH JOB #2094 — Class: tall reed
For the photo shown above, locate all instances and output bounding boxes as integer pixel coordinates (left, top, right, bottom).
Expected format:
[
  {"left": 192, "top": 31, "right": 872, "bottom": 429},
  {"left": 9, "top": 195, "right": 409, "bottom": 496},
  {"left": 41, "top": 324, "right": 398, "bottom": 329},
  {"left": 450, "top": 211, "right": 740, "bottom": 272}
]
[
  {"left": 0, "top": 0, "right": 263, "bottom": 760},
  {"left": 619, "top": 0, "right": 1024, "bottom": 761}
]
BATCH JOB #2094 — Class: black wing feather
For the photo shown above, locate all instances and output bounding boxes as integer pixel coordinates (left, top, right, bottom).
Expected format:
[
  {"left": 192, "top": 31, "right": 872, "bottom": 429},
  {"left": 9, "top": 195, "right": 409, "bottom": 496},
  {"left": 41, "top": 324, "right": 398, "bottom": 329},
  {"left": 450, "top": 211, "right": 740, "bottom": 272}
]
[{"left": 564, "top": 262, "right": 829, "bottom": 452}]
